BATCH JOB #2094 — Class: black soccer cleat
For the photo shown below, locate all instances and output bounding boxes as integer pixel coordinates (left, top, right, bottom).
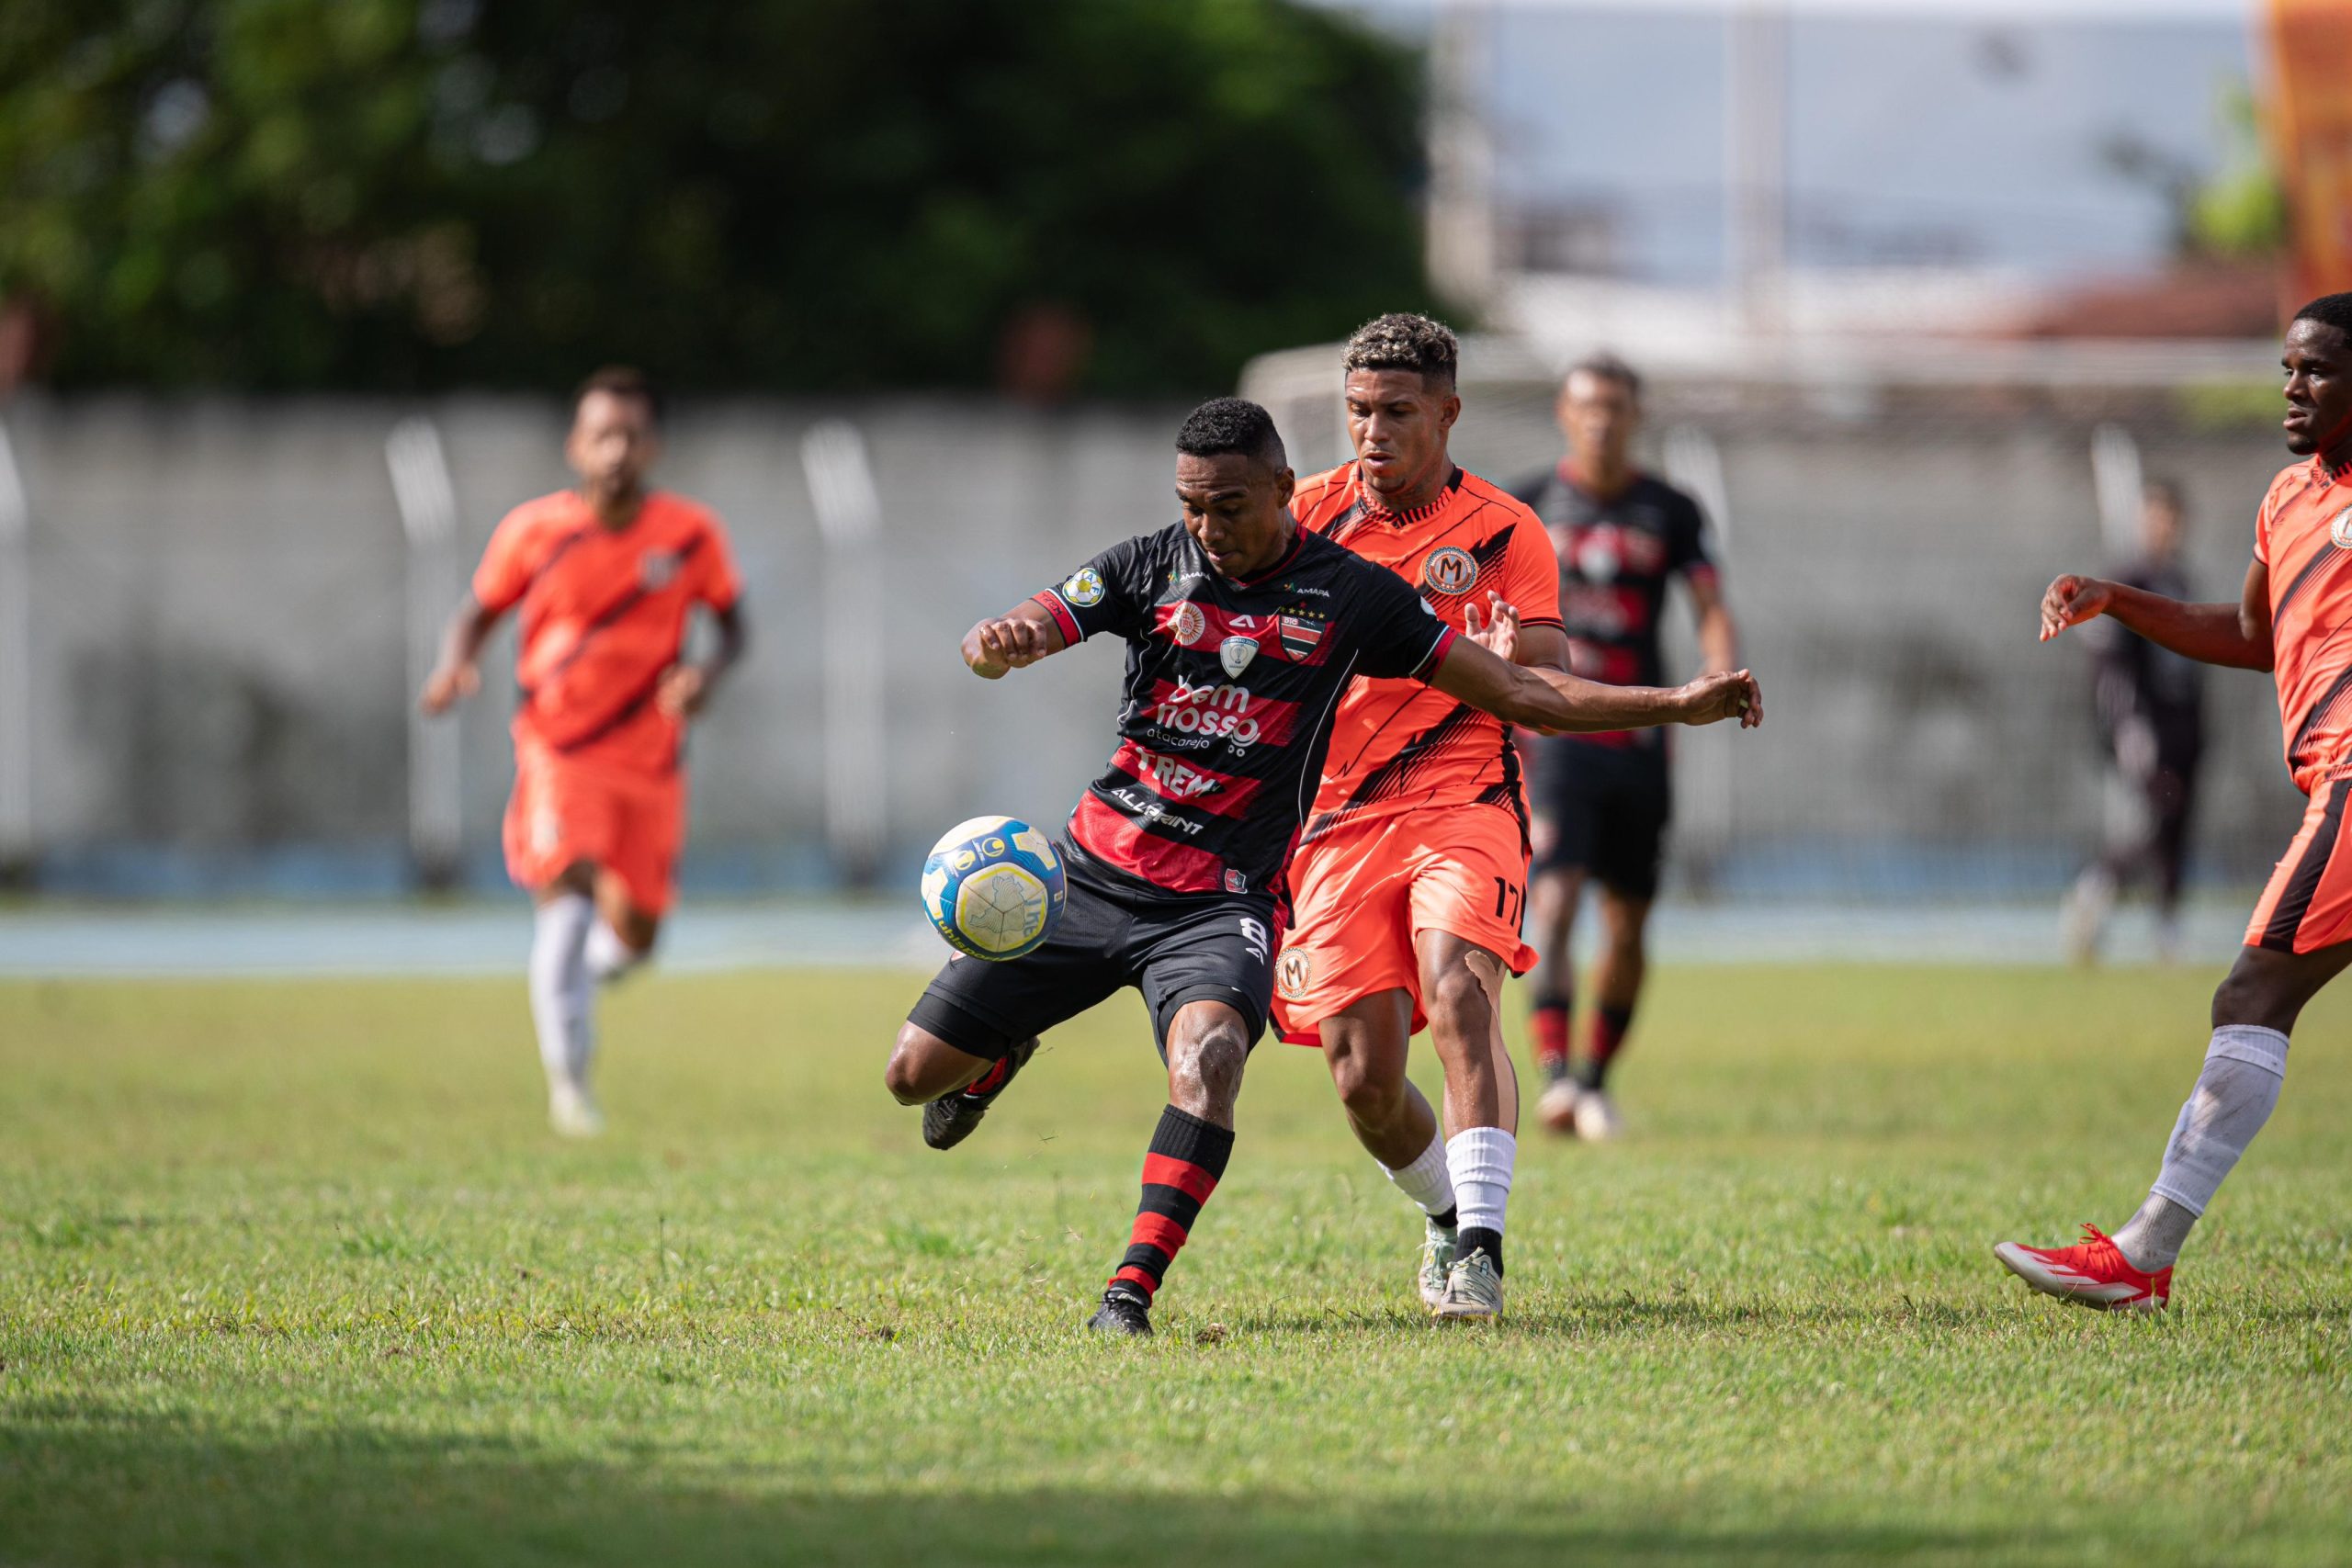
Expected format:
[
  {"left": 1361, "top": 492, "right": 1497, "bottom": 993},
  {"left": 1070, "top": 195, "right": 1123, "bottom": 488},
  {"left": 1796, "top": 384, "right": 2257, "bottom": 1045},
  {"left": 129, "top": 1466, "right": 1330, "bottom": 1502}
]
[
  {"left": 921, "top": 1037, "right": 1038, "bottom": 1151},
  {"left": 1084, "top": 1284, "right": 1153, "bottom": 1337}
]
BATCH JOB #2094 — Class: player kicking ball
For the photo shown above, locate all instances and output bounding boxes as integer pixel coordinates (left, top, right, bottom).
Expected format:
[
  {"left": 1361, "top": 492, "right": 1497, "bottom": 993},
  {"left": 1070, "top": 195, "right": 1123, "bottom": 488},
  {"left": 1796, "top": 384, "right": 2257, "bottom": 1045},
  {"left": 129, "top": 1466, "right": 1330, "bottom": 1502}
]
[
  {"left": 882, "top": 398, "right": 1760, "bottom": 1337},
  {"left": 1272, "top": 314, "right": 1600, "bottom": 1321},
  {"left": 421, "top": 368, "right": 746, "bottom": 1136},
  {"left": 1997, "top": 294, "right": 2352, "bottom": 1312}
]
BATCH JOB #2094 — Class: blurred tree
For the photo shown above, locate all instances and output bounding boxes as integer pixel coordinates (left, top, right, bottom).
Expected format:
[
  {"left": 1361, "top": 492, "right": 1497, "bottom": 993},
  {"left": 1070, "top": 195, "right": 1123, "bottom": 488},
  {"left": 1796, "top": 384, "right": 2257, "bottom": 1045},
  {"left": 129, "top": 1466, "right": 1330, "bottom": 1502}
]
[{"left": 0, "top": 0, "right": 1432, "bottom": 396}]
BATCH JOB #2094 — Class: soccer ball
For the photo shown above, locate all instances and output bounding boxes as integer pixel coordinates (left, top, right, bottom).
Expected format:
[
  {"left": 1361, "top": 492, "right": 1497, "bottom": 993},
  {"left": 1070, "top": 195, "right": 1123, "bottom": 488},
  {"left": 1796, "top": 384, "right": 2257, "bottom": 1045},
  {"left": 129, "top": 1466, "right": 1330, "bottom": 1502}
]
[{"left": 920, "top": 815, "right": 1068, "bottom": 961}]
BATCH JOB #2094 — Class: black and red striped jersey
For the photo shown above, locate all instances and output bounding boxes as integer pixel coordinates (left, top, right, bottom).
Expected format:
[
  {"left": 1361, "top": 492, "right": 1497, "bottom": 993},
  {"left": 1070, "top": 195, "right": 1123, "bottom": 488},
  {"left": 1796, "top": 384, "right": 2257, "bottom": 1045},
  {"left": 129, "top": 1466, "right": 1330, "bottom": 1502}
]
[
  {"left": 1509, "top": 465, "right": 1716, "bottom": 692},
  {"left": 1033, "top": 522, "right": 1456, "bottom": 902}
]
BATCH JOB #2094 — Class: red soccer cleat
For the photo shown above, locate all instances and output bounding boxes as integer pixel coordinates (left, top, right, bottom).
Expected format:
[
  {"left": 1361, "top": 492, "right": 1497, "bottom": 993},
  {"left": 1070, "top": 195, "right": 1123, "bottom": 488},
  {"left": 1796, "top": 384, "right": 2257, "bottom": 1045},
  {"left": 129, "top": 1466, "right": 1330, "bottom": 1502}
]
[{"left": 1994, "top": 1224, "right": 2171, "bottom": 1313}]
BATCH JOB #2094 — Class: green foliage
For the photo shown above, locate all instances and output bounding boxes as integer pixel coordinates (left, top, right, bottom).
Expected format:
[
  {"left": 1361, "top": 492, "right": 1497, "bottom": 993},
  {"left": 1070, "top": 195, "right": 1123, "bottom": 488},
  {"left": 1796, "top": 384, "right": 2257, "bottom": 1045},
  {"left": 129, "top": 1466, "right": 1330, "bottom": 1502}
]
[
  {"left": 0, "top": 0, "right": 1433, "bottom": 393},
  {"left": 2188, "top": 79, "right": 2288, "bottom": 261},
  {"left": 5, "top": 965, "right": 2352, "bottom": 1564}
]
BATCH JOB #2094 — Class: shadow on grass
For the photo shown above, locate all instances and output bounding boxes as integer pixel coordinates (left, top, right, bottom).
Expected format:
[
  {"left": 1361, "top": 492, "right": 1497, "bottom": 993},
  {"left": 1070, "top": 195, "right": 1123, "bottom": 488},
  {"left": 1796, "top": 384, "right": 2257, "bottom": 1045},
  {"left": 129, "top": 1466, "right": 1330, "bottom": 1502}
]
[
  {"left": 3, "top": 1405, "right": 2076, "bottom": 1568},
  {"left": 1228, "top": 1292, "right": 2012, "bottom": 1340}
]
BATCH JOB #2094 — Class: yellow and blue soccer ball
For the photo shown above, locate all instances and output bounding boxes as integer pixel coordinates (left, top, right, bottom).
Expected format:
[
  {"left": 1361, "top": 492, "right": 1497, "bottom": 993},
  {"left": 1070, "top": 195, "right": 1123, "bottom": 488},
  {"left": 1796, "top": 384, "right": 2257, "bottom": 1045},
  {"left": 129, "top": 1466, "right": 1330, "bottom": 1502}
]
[{"left": 920, "top": 815, "right": 1067, "bottom": 961}]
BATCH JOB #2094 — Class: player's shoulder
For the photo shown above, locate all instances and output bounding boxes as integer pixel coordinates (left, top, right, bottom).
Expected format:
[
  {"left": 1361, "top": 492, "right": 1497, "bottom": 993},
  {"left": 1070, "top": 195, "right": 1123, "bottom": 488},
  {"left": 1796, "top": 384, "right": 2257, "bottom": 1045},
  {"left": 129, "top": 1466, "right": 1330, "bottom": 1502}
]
[
  {"left": 1454, "top": 468, "right": 1545, "bottom": 531},
  {"left": 1630, "top": 469, "right": 1702, "bottom": 513},
  {"left": 499, "top": 489, "right": 583, "bottom": 530},
  {"left": 645, "top": 490, "right": 727, "bottom": 537},
  {"left": 1499, "top": 465, "right": 1556, "bottom": 508},
  {"left": 1292, "top": 464, "right": 1361, "bottom": 528},
  {"left": 2264, "top": 459, "right": 2324, "bottom": 516}
]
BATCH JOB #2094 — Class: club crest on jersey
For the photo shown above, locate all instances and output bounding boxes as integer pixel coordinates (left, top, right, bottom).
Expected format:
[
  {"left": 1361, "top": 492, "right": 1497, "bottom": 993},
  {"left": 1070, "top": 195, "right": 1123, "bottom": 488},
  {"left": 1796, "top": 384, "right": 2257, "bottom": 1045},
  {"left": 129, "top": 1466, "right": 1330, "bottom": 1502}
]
[
  {"left": 2333, "top": 506, "right": 2352, "bottom": 550},
  {"left": 1277, "top": 949, "right": 1311, "bottom": 1000},
  {"left": 1220, "top": 635, "right": 1259, "bottom": 679},
  {"left": 1064, "top": 566, "right": 1106, "bottom": 605},
  {"left": 1422, "top": 546, "right": 1479, "bottom": 596},
  {"left": 1171, "top": 601, "right": 1206, "bottom": 647},
  {"left": 1278, "top": 613, "right": 1326, "bottom": 660},
  {"left": 639, "top": 550, "right": 684, "bottom": 590},
  {"left": 1226, "top": 869, "right": 1250, "bottom": 895}
]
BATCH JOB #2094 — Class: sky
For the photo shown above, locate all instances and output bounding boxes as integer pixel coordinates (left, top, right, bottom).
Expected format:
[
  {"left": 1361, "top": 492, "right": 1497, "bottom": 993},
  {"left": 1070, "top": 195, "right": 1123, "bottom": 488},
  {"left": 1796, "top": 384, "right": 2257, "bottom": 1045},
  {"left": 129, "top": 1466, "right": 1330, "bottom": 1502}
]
[{"left": 1321, "top": 1, "right": 2263, "bottom": 286}]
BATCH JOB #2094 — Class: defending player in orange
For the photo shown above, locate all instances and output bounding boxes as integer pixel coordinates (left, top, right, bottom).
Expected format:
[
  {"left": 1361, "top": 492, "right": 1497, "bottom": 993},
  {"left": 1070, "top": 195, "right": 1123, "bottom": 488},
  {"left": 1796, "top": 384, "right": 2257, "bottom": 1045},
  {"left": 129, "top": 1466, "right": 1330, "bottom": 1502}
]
[
  {"left": 420, "top": 368, "right": 746, "bottom": 1136},
  {"left": 1275, "top": 314, "right": 1757, "bottom": 1319},
  {"left": 1996, "top": 296, "right": 2352, "bottom": 1311}
]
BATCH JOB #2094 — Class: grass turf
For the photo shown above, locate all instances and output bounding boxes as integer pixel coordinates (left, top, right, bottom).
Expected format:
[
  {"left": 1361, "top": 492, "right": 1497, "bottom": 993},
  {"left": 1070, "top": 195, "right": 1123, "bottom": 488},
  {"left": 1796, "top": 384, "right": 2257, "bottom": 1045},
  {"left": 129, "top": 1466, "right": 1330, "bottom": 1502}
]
[{"left": 3, "top": 963, "right": 2349, "bottom": 1566}]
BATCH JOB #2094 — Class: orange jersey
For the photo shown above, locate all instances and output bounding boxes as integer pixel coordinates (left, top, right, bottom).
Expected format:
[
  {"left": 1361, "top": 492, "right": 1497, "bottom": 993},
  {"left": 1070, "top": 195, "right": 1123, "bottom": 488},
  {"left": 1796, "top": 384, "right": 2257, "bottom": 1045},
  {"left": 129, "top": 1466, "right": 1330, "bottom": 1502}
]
[
  {"left": 473, "top": 489, "right": 741, "bottom": 777},
  {"left": 1294, "top": 463, "right": 1563, "bottom": 840},
  {"left": 2256, "top": 457, "right": 2352, "bottom": 795}
]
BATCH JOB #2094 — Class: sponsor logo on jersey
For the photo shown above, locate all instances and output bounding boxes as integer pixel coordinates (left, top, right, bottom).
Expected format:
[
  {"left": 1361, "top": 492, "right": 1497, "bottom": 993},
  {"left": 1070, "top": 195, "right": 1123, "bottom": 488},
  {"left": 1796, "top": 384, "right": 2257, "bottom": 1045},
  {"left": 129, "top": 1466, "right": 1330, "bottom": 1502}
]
[
  {"left": 1423, "top": 546, "right": 1479, "bottom": 595},
  {"left": 1171, "top": 601, "right": 1206, "bottom": 647},
  {"left": 1149, "top": 677, "right": 1273, "bottom": 748},
  {"left": 1064, "top": 566, "right": 1106, "bottom": 605},
  {"left": 1278, "top": 614, "right": 1326, "bottom": 660},
  {"left": 1277, "top": 949, "right": 1311, "bottom": 1000},
  {"left": 1220, "top": 635, "right": 1259, "bottom": 679},
  {"left": 639, "top": 550, "right": 684, "bottom": 590},
  {"left": 2333, "top": 506, "right": 2352, "bottom": 550}
]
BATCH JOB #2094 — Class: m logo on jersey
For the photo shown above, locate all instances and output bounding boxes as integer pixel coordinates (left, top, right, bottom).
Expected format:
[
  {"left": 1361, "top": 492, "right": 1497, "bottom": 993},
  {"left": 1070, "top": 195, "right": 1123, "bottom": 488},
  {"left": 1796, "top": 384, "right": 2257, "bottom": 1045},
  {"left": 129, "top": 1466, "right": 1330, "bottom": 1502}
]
[
  {"left": 639, "top": 550, "right": 684, "bottom": 590},
  {"left": 1277, "top": 949, "right": 1311, "bottom": 1000},
  {"left": 2333, "top": 506, "right": 2352, "bottom": 550},
  {"left": 1064, "top": 566, "right": 1106, "bottom": 605},
  {"left": 1422, "top": 546, "right": 1479, "bottom": 596},
  {"left": 1220, "top": 635, "right": 1259, "bottom": 679}
]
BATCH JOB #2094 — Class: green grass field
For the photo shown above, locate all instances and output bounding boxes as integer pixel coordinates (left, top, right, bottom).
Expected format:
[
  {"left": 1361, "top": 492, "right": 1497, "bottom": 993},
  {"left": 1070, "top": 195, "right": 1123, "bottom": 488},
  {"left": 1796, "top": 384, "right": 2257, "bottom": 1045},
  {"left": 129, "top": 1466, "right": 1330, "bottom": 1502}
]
[{"left": 4, "top": 963, "right": 2349, "bottom": 1566}]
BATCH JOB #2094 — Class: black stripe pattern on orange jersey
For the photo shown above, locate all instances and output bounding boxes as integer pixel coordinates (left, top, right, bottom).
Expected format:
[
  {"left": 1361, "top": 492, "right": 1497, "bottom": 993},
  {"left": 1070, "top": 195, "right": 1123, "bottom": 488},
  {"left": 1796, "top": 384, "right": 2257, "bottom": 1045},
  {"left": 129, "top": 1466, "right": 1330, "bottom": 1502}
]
[
  {"left": 2260, "top": 779, "right": 2351, "bottom": 951},
  {"left": 1300, "top": 704, "right": 1485, "bottom": 844}
]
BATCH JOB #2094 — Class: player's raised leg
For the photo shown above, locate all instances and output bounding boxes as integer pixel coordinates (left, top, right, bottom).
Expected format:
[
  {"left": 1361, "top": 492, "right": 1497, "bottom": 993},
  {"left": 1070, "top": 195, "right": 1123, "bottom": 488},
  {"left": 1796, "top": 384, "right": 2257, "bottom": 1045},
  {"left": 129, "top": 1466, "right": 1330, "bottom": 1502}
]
[
  {"left": 1091, "top": 998, "right": 1251, "bottom": 1338},
  {"left": 1417, "top": 929, "right": 1518, "bottom": 1321},
  {"left": 1997, "top": 938, "right": 2348, "bottom": 1310}
]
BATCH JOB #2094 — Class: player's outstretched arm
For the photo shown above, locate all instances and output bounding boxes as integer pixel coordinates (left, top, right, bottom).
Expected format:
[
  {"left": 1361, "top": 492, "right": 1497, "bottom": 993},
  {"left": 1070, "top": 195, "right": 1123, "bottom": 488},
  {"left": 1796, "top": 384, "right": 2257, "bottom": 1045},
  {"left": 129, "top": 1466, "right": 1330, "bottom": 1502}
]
[
  {"left": 419, "top": 595, "right": 502, "bottom": 714},
  {"left": 1429, "top": 633, "right": 1760, "bottom": 736},
  {"left": 962, "top": 600, "right": 1069, "bottom": 679},
  {"left": 2038, "top": 560, "right": 2272, "bottom": 671}
]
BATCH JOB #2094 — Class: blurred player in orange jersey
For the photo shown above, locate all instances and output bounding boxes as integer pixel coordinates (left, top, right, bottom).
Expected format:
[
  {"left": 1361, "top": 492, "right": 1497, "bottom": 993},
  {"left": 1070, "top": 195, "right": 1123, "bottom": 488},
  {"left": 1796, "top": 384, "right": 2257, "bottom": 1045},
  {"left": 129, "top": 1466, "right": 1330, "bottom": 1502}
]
[
  {"left": 420, "top": 367, "right": 746, "bottom": 1136},
  {"left": 1996, "top": 296, "right": 2352, "bottom": 1312},
  {"left": 1275, "top": 315, "right": 1756, "bottom": 1319}
]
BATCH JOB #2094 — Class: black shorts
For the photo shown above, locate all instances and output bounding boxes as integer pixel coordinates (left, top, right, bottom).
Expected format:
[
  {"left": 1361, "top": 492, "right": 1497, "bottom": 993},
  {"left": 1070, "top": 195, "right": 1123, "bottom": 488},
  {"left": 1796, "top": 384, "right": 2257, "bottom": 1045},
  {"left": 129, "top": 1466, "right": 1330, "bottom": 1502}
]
[
  {"left": 907, "top": 871, "right": 1277, "bottom": 1062},
  {"left": 1529, "top": 738, "right": 1672, "bottom": 898}
]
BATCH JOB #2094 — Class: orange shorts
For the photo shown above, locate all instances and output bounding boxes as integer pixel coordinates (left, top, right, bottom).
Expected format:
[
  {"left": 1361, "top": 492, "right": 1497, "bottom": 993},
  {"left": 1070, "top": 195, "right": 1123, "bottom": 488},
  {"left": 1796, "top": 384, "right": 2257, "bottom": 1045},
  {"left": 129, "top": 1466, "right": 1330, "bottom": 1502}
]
[
  {"left": 1272, "top": 804, "right": 1537, "bottom": 1044},
  {"left": 503, "top": 744, "right": 685, "bottom": 917},
  {"left": 2245, "top": 777, "right": 2352, "bottom": 955}
]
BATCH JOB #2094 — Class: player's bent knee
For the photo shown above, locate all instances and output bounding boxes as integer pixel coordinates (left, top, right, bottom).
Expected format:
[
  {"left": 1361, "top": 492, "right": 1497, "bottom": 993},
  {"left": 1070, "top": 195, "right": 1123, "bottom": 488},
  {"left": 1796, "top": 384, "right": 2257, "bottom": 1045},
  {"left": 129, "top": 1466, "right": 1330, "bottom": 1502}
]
[
  {"left": 885, "top": 1024, "right": 950, "bottom": 1105},
  {"left": 1167, "top": 1007, "right": 1250, "bottom": 1113},
  {"left": 1425, "top": 962, "right": 1495, "bottom": 1040},
  {"left": 2211, "top": 953, "right": 2294, "bottom": 1034}
]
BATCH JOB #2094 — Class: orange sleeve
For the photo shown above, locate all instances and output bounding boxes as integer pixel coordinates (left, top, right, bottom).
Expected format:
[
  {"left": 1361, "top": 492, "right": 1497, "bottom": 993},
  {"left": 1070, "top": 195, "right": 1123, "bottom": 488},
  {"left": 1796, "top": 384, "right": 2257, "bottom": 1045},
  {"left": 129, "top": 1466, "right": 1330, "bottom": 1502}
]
[
  {"left": 2255, "top": 477, "right": 2280, "bottom": 566},
  {"left": 1502, "top": 507, "right": 1564, "bottom": 628},
  {"left": 471, "top": 504, "right": 542, "bottom": 614},
  {"left": 693, "top": 511, "right": 743, "bottom": 612}
]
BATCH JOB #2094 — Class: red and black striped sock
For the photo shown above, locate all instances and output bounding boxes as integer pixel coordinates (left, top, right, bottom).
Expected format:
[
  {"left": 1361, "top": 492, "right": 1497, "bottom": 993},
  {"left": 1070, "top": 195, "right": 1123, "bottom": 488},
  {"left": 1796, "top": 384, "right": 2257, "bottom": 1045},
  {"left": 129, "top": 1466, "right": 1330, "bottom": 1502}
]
[
  {"left": 1530, "top": 994, "right": 1572, "bottom": 1081},
  {"left": 1108, "top": 1105, "right": 1233, "bottom": 1302},
  {"left": 1578, "top": 1003, "right": 1634, "bottom": 1090}
]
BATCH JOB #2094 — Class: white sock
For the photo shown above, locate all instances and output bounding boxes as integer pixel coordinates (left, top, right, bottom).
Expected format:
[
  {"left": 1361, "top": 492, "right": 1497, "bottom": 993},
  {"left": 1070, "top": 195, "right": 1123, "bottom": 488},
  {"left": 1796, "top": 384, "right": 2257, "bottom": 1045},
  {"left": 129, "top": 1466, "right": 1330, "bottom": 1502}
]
[
  {"left": 1380, "top": 1134, "right": 1457, "bottom": 1224},
  {"left": 529, "top": 894, "right": 596, "bottom": 1090},
  {"left": 1445, "top": 1125, "right": 1516, "bottom": 1238},
  {"left": 584, "top": 918, "right": 646, "bottom": 984},
  {"left": 2119, "top": 1024, "right": 2289, "bottom": 1269}
]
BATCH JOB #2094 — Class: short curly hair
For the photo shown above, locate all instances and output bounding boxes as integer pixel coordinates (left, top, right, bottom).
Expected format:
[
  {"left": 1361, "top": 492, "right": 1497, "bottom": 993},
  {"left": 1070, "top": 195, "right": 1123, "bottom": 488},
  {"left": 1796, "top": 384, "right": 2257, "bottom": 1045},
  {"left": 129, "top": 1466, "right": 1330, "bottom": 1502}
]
[
  {"left": 1175, "top": 397, "right": 1286, "bottom": 469},
  {"left": 2294, "top": 292, "right": 2352, "bottom": 339},
  {"left": 1342, "top": 312, "right": 1460, "bottom": 389}
]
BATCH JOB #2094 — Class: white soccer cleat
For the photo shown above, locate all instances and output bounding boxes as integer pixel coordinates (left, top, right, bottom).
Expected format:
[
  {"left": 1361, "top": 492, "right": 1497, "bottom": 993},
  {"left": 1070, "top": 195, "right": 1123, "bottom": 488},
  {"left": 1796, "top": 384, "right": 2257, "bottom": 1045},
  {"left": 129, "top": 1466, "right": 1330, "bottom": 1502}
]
[
  {"left": 1536, "top": 1078, "right": 1582, "bottom": 1136},
  {"left": 1571, "top": 1087, "right": 1623, "bottom": 1141},
  {"left": 548, "top": 1079, "right": 606, "bottom": 1138},
  {"left": 1418, "top": 1217, "right": 1458, "bottom": 1308},
  {"left": 1432, "top": 1247, "right": 1503, "bottom": 1322}
]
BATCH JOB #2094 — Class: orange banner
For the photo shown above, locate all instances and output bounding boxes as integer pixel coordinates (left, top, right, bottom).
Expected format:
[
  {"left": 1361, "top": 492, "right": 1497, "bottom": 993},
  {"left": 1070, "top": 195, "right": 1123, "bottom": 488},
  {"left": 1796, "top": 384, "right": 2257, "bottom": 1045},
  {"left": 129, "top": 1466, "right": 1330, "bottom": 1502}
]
[{"left": 2267, "top": 0, "right": 2352, "bottom": 306}]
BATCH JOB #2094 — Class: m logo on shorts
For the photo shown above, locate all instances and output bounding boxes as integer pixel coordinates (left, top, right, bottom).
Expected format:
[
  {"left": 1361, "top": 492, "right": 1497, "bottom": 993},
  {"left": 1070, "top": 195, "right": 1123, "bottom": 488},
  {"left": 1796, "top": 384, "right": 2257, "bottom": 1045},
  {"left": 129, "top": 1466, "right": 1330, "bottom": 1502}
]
[
  {"left": 1422, "top": 546, "right": 1478, "bottom": 595},
  {"left": 1277, "top": 949, "right": 1311, "bottom": 1000},
  {"left": 2332, "top": 506, "right": 2352, "bottom": 550}
]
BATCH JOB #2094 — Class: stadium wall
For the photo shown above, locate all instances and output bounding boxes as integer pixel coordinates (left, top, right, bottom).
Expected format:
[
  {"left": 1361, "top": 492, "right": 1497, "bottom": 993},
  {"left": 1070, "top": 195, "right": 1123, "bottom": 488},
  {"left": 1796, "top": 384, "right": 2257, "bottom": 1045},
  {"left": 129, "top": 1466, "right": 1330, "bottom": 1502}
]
[{"left": 0, "top": 389, "right": 2308, "bottom": 900}]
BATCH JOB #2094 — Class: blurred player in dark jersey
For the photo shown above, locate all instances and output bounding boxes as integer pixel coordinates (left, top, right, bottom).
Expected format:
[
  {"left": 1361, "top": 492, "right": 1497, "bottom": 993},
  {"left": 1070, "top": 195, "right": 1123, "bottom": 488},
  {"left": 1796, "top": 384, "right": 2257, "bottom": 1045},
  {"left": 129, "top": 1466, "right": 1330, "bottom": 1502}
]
[
  {"left": 1509, "top": 355, "right": 1739, "bottom": 1139},
  {"left": 2061, "top": 479, "right": 2206, "bottom": 964}
]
